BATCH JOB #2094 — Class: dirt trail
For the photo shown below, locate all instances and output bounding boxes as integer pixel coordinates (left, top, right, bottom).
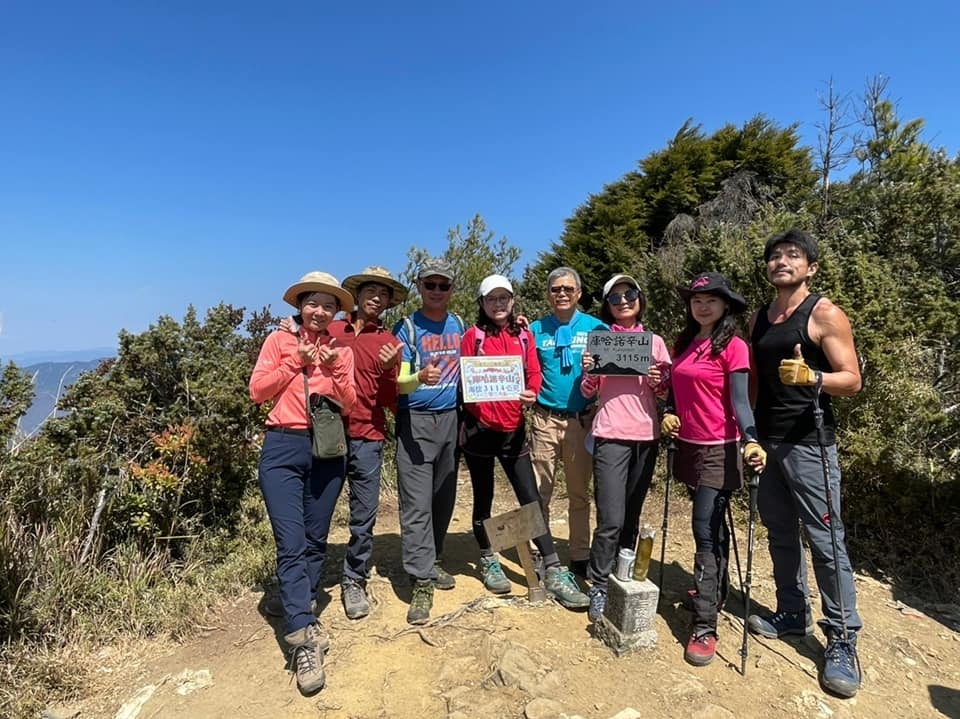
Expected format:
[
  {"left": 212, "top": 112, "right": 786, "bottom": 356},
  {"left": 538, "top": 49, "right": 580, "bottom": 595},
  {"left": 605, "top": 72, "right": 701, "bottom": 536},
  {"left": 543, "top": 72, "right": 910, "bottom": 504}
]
[{"left": 66, "top": 479, "right": 960, "bottom": 719}]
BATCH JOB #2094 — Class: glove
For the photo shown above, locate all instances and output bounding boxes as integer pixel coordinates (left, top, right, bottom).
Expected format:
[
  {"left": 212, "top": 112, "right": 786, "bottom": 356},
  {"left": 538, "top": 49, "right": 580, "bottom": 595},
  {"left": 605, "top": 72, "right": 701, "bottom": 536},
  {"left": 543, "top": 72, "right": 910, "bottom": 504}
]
[
  {"left": 778, "top": 344, "right": 820, "bottom": 386},
  {"left": 660, "top": 413, "right": 681, "bottom": 437},
  {"left": 743, "top": 441, "right": 767, "bottom": 472}
]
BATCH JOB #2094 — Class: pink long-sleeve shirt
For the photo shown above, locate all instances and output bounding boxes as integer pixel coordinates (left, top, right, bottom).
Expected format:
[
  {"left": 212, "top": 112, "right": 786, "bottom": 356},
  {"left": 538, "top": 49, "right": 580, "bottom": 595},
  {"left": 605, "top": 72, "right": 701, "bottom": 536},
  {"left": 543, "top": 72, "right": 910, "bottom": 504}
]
[
  {"left": 250, "top": 329, "right": 356, "bottom": 429},
  {"left": 580, "top": 324, "right": 671, "bottom": 441}
]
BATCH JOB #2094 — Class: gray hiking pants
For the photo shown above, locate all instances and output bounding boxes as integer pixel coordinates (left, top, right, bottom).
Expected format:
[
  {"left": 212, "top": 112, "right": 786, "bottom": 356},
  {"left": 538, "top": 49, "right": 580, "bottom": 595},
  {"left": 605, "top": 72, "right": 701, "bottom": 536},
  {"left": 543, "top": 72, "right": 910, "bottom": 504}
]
[
  {"left": 758, "top": 441, "right": 862, "bottom": 634},
  {"left": 396, "top": 408, "right": 459, "bottom": 581}
]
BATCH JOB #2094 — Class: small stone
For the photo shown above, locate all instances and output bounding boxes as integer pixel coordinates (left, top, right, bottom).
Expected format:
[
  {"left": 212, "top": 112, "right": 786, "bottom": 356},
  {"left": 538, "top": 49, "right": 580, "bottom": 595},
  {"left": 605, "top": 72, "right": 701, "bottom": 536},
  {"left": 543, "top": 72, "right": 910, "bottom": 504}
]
[
  {"left": 699, "top": 706, "right": 735, "bottom": 719},
  {"left": 608, "top": 710, "right": 642, "bottom": 719},
  {"left": 41, "top": 707, "right": 80, "bottom": 719},
  {"left": 525, "top": 697, "right": 565, "bottom": 719}
]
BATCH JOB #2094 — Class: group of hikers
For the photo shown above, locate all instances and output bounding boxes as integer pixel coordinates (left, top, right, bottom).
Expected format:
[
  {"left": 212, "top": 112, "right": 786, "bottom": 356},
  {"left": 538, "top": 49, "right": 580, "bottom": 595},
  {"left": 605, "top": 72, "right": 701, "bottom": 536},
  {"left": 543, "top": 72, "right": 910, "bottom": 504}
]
[{"left": 248, "top": 228, "right": 864, "bottom": 701}]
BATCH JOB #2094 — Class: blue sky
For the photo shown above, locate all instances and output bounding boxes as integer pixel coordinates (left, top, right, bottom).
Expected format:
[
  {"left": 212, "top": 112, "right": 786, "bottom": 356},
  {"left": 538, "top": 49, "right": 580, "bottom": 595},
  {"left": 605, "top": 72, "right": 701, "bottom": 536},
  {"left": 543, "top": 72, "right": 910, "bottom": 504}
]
[{"left": 1, "top": 1, "right": 958, "bottom": 358}]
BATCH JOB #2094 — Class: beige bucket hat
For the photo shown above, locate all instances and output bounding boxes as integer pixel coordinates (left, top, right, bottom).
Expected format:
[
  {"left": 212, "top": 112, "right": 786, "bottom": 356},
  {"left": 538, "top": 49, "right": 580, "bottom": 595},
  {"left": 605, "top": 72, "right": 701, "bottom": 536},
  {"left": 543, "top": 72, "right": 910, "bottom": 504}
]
[
  {"left": 282, "top": 271, "right": 355, "bottom": 311},
  {"left": 342, "top": 266, "right": 408, "bottom": 308}
]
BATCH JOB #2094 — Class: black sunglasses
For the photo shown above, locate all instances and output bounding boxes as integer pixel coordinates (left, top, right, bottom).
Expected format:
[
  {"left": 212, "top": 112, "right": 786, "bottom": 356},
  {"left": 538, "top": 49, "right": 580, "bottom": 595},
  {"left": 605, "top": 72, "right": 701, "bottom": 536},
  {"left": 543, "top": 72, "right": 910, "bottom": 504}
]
[
  {"left": 422, "top": 281, "right": 452, "bottom": 291},
  {"left": 549, "top": 285, "right": 577, "bottom": 295},
  {"left": 606, "top": 288, "right": 640, "bottom": 305}
]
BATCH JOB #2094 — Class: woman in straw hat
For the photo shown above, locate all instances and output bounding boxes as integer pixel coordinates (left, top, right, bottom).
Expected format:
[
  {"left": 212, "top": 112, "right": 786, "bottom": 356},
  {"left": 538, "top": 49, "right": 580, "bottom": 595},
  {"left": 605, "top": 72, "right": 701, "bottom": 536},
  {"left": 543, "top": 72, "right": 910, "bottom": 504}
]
[
  {"left": 249, "top": 271, "right": 356, "bottom": 695},
  {"left": 579, "top": 273, "right": 671, "bottom": 623},
  {"left": 660, "top": 271, "right": 766, "bottom": 667}
]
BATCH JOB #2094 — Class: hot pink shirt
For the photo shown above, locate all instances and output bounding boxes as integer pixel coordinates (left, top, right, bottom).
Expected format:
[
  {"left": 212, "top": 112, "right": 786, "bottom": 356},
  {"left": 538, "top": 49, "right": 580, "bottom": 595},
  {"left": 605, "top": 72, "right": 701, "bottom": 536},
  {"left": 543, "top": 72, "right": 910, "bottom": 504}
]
[
  {"left": 250, "top": 329, "right": 356, "bottom": 429},
  {"left": 671, "top": 335, "right": 749, "bottom": 444},
  {"left": 581, "top": 325, "right": 671, "bottom": 441}
]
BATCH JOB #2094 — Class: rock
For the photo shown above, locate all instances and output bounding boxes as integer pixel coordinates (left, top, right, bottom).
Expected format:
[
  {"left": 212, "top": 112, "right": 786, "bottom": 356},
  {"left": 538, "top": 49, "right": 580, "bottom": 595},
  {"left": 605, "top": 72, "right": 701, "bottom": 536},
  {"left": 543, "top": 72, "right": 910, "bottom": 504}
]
[
  {"left": 496, "top": 645, "right": 541, "bottom": 691},
  {"left": 608, "top": 709, "right": 641, "bottom": 719},
  {"left": 448, "top": 713, "right": 471, "bottom": 719},
  {"left": 525, "top": 697, "right": 565, "bottom": 719},
  {"left": 114, "top": 684, "right": 157, "bottom": 719},
  {"left": 173, "top": 668, "right": 212, "bottom": 696},
  {"left": 699, "top": 705, "right": 735, "bottom": 719},
  {"left": 41, "top": 707, "right": 80, "bottom": 719}
]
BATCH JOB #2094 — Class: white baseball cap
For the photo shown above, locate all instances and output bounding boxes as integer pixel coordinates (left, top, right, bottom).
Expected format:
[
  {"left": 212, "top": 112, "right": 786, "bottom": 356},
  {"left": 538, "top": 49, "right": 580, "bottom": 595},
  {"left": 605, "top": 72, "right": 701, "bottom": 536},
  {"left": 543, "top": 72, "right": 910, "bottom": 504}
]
[{"left": 478, "top": 274, "right": 514, "bottom": 298}]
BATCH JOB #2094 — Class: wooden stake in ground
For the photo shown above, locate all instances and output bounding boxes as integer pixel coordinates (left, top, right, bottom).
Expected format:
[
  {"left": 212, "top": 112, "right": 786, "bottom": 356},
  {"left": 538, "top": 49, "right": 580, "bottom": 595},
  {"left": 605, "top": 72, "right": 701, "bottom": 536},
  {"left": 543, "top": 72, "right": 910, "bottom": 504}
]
[{"left": 483, "top": 502, "right": 548, "bottom": 603}]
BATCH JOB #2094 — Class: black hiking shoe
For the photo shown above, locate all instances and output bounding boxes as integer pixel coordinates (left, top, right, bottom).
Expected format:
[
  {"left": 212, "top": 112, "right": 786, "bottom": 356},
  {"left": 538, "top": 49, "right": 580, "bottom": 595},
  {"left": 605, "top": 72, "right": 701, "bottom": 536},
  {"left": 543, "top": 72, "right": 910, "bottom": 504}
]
[{"left": 747, "top": 609, "right": 813, "bottom": 639}]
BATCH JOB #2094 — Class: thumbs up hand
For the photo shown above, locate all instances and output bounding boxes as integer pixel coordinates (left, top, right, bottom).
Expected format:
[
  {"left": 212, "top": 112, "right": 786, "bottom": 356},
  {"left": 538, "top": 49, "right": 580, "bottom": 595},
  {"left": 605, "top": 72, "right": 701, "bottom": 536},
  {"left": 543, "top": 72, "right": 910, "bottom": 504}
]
[
  {"left": 418, "top": 354, "right": 443, "bottom": 385},
  {"left": 378, "top": 340, "right": 403, "bottom": 370},
  {"left": 317, "top": 337, "right": 341, "bottom": 367},
  {"left": 778, "top": 344, "right": 818, "bottom": 385}
]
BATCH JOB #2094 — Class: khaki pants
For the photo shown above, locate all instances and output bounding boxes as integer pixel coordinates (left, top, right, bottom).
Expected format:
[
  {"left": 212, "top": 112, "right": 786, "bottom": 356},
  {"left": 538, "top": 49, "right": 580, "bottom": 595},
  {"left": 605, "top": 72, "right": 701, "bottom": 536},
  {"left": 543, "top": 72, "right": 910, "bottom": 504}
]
[{"left": 528, "top": 406, "right": 594, "bottom": 562}]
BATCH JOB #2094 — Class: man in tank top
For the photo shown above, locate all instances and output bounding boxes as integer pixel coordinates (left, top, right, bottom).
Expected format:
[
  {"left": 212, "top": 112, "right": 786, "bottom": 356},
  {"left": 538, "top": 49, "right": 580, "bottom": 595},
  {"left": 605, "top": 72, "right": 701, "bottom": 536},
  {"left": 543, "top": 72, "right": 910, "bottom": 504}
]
[{"left": 746, "top": 229, "right": 864, "bottom": 699}]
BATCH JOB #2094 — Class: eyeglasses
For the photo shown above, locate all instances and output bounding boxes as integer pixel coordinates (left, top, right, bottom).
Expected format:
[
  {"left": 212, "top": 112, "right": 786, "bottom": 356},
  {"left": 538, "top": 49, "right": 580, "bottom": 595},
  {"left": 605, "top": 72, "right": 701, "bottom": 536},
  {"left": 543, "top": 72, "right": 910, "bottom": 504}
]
[
  {"left": 549, "top": 285, "right": 577, "bottom": 295},
  {"left": 607, "top": 288, "right": 640, "bottom": 305},
  {"left": 422, "top": 281, "right": 452, "bottom": 291},
  {"left": 483, "top": 294, "right": 513, "bottom": 305}
]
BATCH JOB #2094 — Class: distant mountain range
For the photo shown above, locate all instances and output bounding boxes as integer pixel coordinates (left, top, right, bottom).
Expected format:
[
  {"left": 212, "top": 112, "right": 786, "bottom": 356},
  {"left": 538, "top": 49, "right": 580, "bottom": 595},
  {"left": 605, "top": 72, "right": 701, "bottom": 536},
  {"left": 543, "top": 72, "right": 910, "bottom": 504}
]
[
  {"left": 5, "top": 354, "right": 115, "bottom": 438},
  {"left": 2, "top": 347, "right": 116, "bottom": 366}
]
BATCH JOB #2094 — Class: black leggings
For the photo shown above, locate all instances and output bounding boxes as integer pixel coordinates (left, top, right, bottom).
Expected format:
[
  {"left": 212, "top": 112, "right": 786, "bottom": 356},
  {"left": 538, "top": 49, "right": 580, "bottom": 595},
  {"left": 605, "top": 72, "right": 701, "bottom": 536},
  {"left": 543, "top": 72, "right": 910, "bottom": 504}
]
[
  {"left": 690, "top": 484, "right": 732, "bottom": 557},
  {"left": 464, "top": 445, "right": 555, "bottom": 558}
]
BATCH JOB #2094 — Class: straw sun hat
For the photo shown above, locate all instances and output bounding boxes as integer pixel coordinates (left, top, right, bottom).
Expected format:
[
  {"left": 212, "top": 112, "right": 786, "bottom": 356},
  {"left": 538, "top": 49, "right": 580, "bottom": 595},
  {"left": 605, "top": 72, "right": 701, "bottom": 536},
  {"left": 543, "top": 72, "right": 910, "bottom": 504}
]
[
  {"left": 342, "top": 266, "right": 408, "bottom": 308},
  {"left": 282, "top": 272, "right": 355, "bottom": 311}
]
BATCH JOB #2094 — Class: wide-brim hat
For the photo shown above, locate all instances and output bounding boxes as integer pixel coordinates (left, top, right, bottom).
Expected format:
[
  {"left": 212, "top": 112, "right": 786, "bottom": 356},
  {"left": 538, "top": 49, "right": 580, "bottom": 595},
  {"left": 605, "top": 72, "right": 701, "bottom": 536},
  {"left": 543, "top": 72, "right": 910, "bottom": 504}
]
[
  {"left": 282, "top": 271, "right": 355, "bottom": 311},
  {"left": 342, "top": 266, "right": 408, "bottom": 308},
  {"left": 676, "top": 271, "right": 747, "bottom": 313}
]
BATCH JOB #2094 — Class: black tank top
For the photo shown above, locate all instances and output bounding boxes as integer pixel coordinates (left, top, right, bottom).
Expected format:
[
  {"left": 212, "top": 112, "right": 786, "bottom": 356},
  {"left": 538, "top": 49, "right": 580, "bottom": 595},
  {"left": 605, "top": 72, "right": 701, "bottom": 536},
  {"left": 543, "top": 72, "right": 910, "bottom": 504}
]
[{"left": 751, "top": 294, "right": 835, "bottom": 445}]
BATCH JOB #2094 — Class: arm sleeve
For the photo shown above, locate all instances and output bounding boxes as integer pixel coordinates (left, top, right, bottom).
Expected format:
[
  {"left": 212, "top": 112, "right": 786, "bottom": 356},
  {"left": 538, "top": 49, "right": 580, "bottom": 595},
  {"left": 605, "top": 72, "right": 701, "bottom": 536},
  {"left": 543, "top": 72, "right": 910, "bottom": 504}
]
[
  {"left": 729, "top": 370, "right": 758, "bottom": 442},
  {"left": 397, "top": 361, "right": 420, "bottom": 395},
  {"left": 249, "top": 332, "right": 303, "bottom": 404}
]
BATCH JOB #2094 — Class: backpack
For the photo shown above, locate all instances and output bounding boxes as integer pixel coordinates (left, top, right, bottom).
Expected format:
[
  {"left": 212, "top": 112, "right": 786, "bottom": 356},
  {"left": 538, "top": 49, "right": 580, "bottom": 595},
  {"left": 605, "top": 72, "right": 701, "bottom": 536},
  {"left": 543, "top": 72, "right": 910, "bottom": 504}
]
[
  {"left": 473, "top": 326, "right": 532, "bottom": 369},
  {"left": 401, "top": 312, "right": 465, "bottom": 372}
]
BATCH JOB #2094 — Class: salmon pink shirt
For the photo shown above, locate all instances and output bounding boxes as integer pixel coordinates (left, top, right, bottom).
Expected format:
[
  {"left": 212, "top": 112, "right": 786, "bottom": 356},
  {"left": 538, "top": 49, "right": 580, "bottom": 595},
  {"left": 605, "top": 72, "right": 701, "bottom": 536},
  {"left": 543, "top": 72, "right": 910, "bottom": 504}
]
[{"left": 250, "top": 329, "right": 356, "bottom": 429}]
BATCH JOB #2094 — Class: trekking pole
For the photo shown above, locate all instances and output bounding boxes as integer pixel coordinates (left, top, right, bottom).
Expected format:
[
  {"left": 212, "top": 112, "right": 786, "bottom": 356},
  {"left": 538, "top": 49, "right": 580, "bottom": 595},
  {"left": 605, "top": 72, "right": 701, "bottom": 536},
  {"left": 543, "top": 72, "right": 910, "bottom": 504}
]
[
  {"left": 656, "top": 440, "right": 676, "bottom": 610},
  {"left": 727, "top": 501, "right": 744, "bottom": 602},
  {"left": 739, "top": 464, "right": 761, "bottom": 676},
  {"left": 812, "top": 374, "right": 850, "bottom": 644}
]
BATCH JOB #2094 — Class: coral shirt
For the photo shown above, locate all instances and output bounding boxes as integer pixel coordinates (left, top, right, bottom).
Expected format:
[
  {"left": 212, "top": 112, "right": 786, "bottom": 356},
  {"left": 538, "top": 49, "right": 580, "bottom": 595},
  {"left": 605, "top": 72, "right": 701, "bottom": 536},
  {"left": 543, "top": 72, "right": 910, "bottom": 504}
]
[
  {"left": 461, "top": 325, "right": 541, "bottom": 432},
  {"left": 249, "top": 329, "right": 356, "bottom": 429}
]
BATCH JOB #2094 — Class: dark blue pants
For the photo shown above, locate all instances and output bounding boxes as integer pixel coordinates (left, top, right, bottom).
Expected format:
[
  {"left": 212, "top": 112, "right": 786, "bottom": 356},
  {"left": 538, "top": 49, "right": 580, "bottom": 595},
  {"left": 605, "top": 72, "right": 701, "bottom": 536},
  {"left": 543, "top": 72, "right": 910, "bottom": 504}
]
[
  {"left": 258, "top": 430, "right": 346, "bottom": 634},
  {"left": 342, "top": 438, "right": 384, "bottom": 584}
]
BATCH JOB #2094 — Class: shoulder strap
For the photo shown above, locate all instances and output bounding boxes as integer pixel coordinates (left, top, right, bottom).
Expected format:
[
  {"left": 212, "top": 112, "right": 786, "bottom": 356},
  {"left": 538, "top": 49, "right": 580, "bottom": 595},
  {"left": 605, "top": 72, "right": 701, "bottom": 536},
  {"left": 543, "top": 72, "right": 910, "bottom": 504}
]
[
  {"left": 451, "top": 312, "right": 465, "bottom": 335},
  {"left": 302, "top": 368, "right": 311, "bottom": 422},
  {"left": 474, "top": 327, "right": 486, "bottom": 355},
  {"left": 402, "top": 315, "right": 419, "bottom": 371}
]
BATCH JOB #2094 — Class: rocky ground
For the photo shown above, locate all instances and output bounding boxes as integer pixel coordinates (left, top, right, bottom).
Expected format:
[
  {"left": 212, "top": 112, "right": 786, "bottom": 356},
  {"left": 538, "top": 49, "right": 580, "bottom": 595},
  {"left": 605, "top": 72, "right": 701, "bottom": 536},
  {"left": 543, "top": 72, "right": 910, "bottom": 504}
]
[{"left": 47, "top": 476, "right": 960, "bottom": 719}]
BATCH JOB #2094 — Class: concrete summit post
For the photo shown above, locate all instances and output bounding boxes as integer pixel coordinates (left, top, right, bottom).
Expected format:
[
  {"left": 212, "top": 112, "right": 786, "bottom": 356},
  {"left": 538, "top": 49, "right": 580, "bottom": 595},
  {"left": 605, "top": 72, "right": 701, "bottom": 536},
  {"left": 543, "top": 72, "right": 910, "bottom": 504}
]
[{"left": 595, "top": 575, "right": 659, "bottom": 655}]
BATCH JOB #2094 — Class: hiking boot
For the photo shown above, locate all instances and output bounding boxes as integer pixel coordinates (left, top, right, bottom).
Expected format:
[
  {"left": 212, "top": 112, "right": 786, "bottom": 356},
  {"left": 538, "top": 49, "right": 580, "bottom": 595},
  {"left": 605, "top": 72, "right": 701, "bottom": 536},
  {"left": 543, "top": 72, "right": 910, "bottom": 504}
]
[
  {"left": 587, "top": 585, "right": 607, "bottom": 622},
  {"left": 747, "top": 609, "right": 814, "bottom": 639},
  {"left": 406, "top": 579, "right": 434, "bottom": 625},
  {"left": 543, "top": 566, "right": 590, "bottom": 609},
  {"left": 480, "top": 555, "right": 512, "bottom": 595},
  {"left": 684, "top": 631, "right": 717, "bottom": 666},
  {"left": 341, "top": 580, "right": 370, "bottom": 620},
  {"left": 569, "top": 558, "right": 589, "bottom": 580},
  {"left": 820, "top": 632, "right": 861, "bottom": 698},
  {"left": 263, "top": 592, "right": 284, "bottom": 618},
  {"left": 433, "top": 561, "right": 456, "bottom": 590},
  {"left": 283, "top": 624, "right": 326, "bottom": 694}
]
